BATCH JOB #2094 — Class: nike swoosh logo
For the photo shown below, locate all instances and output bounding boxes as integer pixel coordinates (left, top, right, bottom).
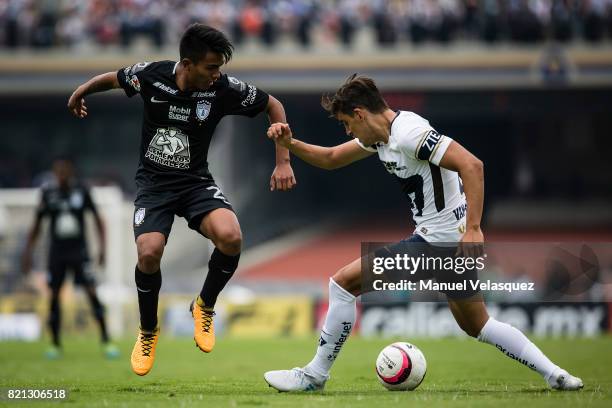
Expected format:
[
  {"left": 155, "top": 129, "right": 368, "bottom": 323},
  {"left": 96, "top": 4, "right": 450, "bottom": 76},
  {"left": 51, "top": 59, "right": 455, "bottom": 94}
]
[
  {"left": 150, "top": 96, "right": 167, "bottom": 103},
  {"left": 137, "top": 287, "right": 151, "bottom": 293}
]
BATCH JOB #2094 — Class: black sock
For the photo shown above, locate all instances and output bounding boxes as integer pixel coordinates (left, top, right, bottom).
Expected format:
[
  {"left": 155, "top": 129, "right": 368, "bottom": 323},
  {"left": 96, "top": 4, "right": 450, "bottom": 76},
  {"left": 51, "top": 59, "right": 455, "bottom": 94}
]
[
  {"left": 49, "top": 292, "right": 61, "bottom": 347},
  {"left": 135, "top": 266, "right": 162, "bottom": 332},
  {"left": 85, "top": 289, "right": 109, "bottom": 343},
  {"left": 200, "top": 249, "right": 240, "bottom": 308}
]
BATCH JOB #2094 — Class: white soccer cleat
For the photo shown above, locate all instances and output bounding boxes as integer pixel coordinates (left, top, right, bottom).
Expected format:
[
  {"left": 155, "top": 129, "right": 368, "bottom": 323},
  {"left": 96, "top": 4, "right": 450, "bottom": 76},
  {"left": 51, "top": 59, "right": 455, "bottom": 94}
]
[
  {"left": 547, "top": 369, "right": 584, "bottom": 391},
  {"left": 264, "top": 367, "right": 327, "bottom": 392}
]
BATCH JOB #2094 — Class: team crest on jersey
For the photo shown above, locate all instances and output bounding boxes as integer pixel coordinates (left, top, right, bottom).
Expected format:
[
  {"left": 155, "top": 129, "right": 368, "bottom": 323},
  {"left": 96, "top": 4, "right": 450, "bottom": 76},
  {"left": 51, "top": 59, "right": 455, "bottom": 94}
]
[
  {"left": 128, "top": 75, "right": 141, "bottom": 92},
  {"left": 196, "top": 100, "right": 212, "bottom": 121},
  {"left": 134, "top": 208, "right": 146, "bottom": 226},
  {"left": 145, "top": 128, "right": 191, "bottom": 169}
]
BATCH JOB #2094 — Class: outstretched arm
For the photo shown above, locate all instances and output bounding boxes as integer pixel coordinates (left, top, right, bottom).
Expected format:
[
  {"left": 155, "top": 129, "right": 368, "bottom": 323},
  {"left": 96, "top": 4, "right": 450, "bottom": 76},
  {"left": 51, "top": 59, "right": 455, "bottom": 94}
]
[
  {"left": 267, "top": 122, "right": 373, "bottom": 170},
  {"left": 266, "top": 95, "right": 296, "bottom": 191},
  {"left": 439, "top": 141, "right": 484, "bottom": 257},
  {"left": 67, "top": 72, "right": 120, "bottom": 118}
]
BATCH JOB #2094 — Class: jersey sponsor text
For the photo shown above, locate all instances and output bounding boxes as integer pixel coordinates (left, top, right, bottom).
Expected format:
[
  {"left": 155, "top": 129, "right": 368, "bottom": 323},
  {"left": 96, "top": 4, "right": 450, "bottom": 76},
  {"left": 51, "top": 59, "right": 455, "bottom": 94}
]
[
  {"left": 153, "top": 81, "right": 178, "bottom": 95},
  {"left": 168, "top": 105, "right": 191, "bottom": 122}
]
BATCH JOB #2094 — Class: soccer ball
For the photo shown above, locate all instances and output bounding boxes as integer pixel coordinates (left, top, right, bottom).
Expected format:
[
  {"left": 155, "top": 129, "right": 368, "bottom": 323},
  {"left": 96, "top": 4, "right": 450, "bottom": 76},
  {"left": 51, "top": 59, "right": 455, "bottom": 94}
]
[{"left": 375, "top": 342, "right": 427, "bottom": 391}]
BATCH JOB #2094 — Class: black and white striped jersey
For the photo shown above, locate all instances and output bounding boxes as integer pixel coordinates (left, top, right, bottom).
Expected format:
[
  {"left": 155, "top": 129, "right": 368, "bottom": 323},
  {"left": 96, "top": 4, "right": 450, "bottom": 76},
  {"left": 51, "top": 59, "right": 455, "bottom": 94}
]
[{"left": 356, "top": 111, "right": 467, "bottom": 242}]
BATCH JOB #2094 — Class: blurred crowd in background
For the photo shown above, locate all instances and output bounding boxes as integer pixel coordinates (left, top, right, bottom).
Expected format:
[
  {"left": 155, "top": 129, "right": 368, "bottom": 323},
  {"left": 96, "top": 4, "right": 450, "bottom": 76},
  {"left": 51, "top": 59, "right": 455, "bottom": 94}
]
[{"left": 2, "top": 0, "right": 612, "bottom": 51}]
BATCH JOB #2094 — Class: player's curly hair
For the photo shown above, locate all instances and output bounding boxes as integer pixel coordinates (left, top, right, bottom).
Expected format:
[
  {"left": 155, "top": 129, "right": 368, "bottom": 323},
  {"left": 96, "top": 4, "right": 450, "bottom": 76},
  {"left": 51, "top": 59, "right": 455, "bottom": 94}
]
[
  {"left": 321, "top": 74, "right": 388, "bottom": 117},
  {"left": 180, "top": 24, "right": 234, "bottom": 64}
]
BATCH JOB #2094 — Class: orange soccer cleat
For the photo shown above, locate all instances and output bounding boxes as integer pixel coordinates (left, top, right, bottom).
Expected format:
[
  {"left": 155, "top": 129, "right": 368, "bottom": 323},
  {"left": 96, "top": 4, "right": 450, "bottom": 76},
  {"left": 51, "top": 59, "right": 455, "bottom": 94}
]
[
  {"left": 190, "top": 297, "right": 216, "bottom": 353},
  {"left": 130, "top": 327, "right": 159, "bottom": 376}
]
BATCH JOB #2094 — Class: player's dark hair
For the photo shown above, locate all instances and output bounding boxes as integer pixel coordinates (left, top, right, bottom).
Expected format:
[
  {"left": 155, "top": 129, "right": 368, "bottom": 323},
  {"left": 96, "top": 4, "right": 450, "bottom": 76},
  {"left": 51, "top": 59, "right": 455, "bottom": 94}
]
[
  {"left": 52, "top": 155, "right": 75, "bottom": 165},
  {"left": 180, "top": 24, "right": 234, "bottom": 64},
  {"left": 321, "top": 74, "right": 388, "bottom": 117}
]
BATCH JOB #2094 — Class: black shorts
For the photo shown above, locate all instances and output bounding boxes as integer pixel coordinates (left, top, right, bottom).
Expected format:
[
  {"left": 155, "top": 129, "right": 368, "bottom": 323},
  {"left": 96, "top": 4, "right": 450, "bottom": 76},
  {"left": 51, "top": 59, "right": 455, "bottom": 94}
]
[
  {"left": 133, "top": 180, "right": 234, "bottom": 242},
  {"left": 365, "top": 234, "right": 480, "bottom": 299},
  {"left": 47, "top": 257, "right": 95, "bottom": 290}
]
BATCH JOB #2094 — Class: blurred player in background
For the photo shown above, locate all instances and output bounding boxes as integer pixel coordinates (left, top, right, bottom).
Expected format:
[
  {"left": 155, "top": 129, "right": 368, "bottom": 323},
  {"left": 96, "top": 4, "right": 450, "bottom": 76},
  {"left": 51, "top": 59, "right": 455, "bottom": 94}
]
[
  {"left": 21, "top": 158, "right": 118, "bottom": 360},
  {"left": 264, "top": 75, "right": 583, "bottom": 392},
  {"left": 67, "top": 24, "right": 295, "bottom": 376}
]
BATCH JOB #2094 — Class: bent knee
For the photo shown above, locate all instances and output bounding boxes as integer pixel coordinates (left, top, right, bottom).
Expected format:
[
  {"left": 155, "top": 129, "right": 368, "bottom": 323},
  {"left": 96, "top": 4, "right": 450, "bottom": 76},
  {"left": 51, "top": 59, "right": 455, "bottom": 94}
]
[
  {"left": 214, "top": 229, "right": 242, "bottom": 255},
  {"left": 460, "top": 323, "right": 482, "bottom": 338},
  {"left": 456, "top": 316, "right": 487, "bottom": 338},
  {"left": 332, "top": 266, "right": 351, "bottom": 288},
  {"left": 137, "top": 240, "right": 164, "bottom": 273},
  {"left": 332, "top": 264, "right": 361, "bottom": 296}
]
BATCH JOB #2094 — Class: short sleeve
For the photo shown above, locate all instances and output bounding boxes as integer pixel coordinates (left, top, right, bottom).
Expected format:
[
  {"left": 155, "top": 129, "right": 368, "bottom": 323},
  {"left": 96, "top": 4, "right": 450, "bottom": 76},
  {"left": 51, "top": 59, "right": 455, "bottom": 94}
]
[
  {"left": 221, "top": 75, "right": 269, "bottom": 117},
  {"left": 407, "top": 130, "right": 453, "bottom": 166},
  {"left": 396, "top": 114, "right": 452, "bottom": 166},
  {"left": 117, "top": 62, "right": 152, "bottom": 97},
  {"left": 354, "top": 138, "right": 377, "bottom": 152},
  {"left": 426, "top": 133, "right": 452, "bottom": 166}
]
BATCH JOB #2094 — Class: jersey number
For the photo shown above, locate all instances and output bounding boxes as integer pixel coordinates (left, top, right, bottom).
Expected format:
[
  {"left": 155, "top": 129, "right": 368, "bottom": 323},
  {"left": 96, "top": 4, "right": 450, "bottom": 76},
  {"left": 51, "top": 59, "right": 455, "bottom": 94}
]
[
  {"left": 206, "top": 186, "right": 230, "bottom": 205},
  {"left": 396, "top": 164, "right": 446, "bottom": 217},
  {"left": 398, "top": 175, "right": 425, "bottom": 216}
]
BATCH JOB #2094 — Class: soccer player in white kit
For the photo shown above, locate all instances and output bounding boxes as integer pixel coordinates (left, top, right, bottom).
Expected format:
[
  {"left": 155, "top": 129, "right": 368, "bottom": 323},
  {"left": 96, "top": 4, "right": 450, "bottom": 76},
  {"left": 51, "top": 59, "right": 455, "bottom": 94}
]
[{"left": 263, "top": 75, "right": 583, "bottom": 392}]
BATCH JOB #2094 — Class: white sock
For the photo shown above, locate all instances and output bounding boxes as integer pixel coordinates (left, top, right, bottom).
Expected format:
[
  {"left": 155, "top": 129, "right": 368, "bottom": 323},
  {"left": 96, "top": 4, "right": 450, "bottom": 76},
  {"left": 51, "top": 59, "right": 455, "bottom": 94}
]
[
  {"left": 478, "top": 317, "right": 559, "bottom": 381},
  {"left": 304, "top": 278, "right": 356, "bottom": 381}
]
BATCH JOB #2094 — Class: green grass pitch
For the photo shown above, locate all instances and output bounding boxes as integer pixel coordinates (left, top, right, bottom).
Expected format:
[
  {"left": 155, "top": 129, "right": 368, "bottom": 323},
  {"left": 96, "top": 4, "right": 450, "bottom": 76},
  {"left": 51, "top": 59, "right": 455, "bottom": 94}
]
[{"left": 1, "top": 336, "right": 610, "bottom": 407}]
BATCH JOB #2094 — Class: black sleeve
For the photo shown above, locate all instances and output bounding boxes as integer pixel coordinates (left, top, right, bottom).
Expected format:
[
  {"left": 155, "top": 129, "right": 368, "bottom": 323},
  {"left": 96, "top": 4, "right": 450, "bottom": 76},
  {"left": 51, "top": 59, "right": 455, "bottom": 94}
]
[
  {"left": 117, "top": 62, "right": 153, "bottom": 98},
  {"left": 82, "top": 187, "right": 99, "bottom": 216},
  {"left": 221, "top": 75, "right": 269, "bottom": 118}
]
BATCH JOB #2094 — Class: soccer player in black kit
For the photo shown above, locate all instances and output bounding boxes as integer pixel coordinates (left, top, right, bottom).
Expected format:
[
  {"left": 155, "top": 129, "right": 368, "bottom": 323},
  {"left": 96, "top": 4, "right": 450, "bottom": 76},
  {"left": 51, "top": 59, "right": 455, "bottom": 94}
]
[
  {"left": 67, "top": 24, "right": 296, "bottom": 376},
  {"left": 22, "top": 158, "right": 118, "bottom": 359}
]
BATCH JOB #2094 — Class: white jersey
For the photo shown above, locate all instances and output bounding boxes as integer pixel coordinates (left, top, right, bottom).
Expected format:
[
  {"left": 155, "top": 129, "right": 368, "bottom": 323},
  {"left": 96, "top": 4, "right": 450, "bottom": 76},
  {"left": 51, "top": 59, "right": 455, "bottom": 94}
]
[{"left": 356, "top": 111, "right": 467, "bottom": 242}]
